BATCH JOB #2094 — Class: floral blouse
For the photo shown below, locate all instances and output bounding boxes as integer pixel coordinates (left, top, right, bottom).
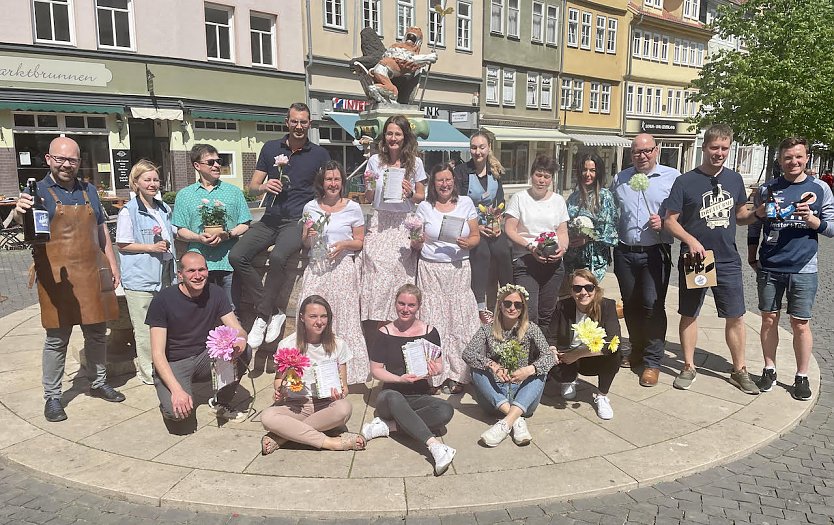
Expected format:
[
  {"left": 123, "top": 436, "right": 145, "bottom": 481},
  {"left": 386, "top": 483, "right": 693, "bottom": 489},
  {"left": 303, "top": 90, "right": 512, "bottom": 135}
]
[
  {"left": 564, "top": 187, "right": 619, "bottom": 281},
  {"left": 462, "top": 323, "right": 555, "bottom": 376}
]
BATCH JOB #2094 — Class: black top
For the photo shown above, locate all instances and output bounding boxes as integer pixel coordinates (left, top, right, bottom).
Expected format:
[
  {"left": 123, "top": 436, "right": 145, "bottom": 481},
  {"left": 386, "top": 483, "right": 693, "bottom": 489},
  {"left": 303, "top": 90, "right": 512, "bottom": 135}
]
[
  {"left": 145, "top": 283, "right": 233, "bottom": 362},
  {"left": 368, "top": 326, "right": 441, "bottom": 395},
  {"left": 545, "top": 297, "right": 621, "bottom": 353}
]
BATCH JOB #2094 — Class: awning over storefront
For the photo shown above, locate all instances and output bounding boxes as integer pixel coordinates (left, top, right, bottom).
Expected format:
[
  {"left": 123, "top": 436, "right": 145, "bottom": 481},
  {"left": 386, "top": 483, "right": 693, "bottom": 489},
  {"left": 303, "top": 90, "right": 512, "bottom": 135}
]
[
  {"left": 327, "top": 112, "right": 470, "bottom": 151},
  {"left": 130, "top": 107, "right": 183, "bottom": 120},
  {"left": 190, "top": 110, "right": 284, "bottom": 123},
  {"left": 567, "top": 133, "right": 632, "bottom": 147},
  {"left": 483, "top": 125, "right": 570, "bottom": 143},
  {"left": 0, "top": 101, "right": 122, "bottom": 114},
  {"left": 328, "top": 112, "right": 361, "bottom": 138}
]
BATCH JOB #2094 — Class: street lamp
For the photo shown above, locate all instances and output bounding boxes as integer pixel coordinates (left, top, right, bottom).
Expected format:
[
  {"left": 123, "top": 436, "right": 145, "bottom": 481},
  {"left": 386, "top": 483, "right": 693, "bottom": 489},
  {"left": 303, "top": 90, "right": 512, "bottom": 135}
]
[{"left": 561, "top": 99, "right": 581, "bottom": 131}]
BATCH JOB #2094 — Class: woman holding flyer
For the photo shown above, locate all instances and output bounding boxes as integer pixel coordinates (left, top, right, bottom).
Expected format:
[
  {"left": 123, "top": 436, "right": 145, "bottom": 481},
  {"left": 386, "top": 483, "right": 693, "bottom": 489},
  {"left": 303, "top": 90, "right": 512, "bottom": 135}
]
[
  {"left": 260, "top": 295, "right": 365, "bottom": 454},
  {"left": 362, "top": 284, "right": 456, "bottom": 476},
  {"left": 299, "top": 161, "right": 368, "bottom": 384},
  {"left": 462, "top": 284, "right": 555, "bottom": 447},
  {"left": 360, "top": 115, "right": 427, "bottom": 335},
  {"left": 412, "top": 163, "right": 481, "bottom": 394}
]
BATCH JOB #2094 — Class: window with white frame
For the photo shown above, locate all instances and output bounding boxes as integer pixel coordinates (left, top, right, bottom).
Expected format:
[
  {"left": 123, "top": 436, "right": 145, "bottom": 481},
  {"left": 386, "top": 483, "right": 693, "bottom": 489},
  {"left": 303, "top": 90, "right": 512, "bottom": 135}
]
[
  {"left": 490, "top": 0, "right": 504, "bottom": 34},
  {"left": 600, "top": 84, "right": 611, "bottom": 113},
  {"left": 546, "top": 5, "right": 558, "bottom": 45},
  {"left": 205, "top": 5, "right": 233, "bottom": 61},
  {"left": 651, "top": 33, "right": 660, "bottom": 60},
  {"left": 526, "top": 72, "right": 539, "bottom": 107},
  {"left": 627, "top": 83, "right": 666, "bottom": 115},
  {"left": 250, "top": 13, "right": 274, "bottom": 67},
  {"left": 661, "top": 35, "right": 669, "bottom": 62},
  {"left": 540, "top": 74, "right": 552, "bottom": 109},
  {"left": 589, "top": 82, "right": 600, "bottom": 112},
  {"left": 456, "top": 1, "right": 471, "bottom": 50},
  {"left": 689, "top": 42, "right": 697, "bottom": 65},
  {"left": 687, "top": 90, "right": 698, "bottom": 116},
  {"left": 580, "top": 12, "right": 591, "bottom": 49},
  {"left": 674, "top": 38, "right": 681, "bottom": 63},
  {"left": 595, "top": 16, "right": 605, "bottom": 52},
  {"left": 531, "top": 3, "right": 544, "bottom": 42},
  {"left": 507, "top": 0, "right": 519, "bottom": 38},
  {"left": 573, "top": 79, "right": 584, "bottom": 110},
  {"left": 428, "top": 3, "right": 445, "bottom": 46},
  {"left": 644, "top": 0, "right": 662, "bottom": 8},
  {"left": 606, "top": 19, "right": 617, "bottom": 53},
  {"left": 502, "top": 69, "right": 516, "bottom": 106},
  {"left": 683, "top": 0, "right": 699, "bottom": 20},
  {"left": 626, "top": 85, "right": 633, "bottom": 113},
  {"left": 567, "top": 8, "right": 578, "bottom": 47},
  {"left": 34, "top": 0, "right": 73, "bottom": 44},
  {"left": 362, "top": 0, "right": 382, "bottom": 35},
  {"left": 96, "top": 0, "right": 132, "bottom": 49},
  {"left": 697, "top": 43, "right": 704, "bottom": 65},
  {"left": 324, "top": 0, "right": 345, "bottom": 29},
  {"left": 632, "top": 30, "right": 641, "bottom": 58},
  {"left": 560, "top": 78, "right": 572, "bottom": 109},
  {"left": 642, "top": 32, "right": 650, "bottom": 57},
  {"left": 397, "top": 0, "right": 414, "bottom": 39},
  {"left": 486, "top": 66, "right": 500, "bottom": 104}
]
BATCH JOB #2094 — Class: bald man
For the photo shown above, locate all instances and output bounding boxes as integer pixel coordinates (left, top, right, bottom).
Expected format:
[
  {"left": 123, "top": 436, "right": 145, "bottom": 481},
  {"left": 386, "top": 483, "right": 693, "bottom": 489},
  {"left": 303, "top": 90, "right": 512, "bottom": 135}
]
[{"left": 14, "top": 137, "right": 125, "bottom": 422}]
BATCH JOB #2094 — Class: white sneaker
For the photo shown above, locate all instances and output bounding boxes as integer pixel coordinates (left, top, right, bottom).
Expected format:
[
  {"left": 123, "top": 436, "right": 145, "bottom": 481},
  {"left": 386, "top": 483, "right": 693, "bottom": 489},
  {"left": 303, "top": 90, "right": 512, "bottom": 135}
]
[
  {"left": 511, "top": 417, "right": 532, "bottom": 445},
  {"left": 264, "top": 312, "right": 286, "bottom": 344},
  {"left": 208, "top": 399, "right": 248, "bottom": 423},
  {"left": 428, "top": 442, "right": 456, "bottom": 476},
  {"left": 561, "top": 381, "right": 577, "bottom": 400},
  {"left": 361, "top": 416, "right": 390, "bottom": 441},
  {"left": 247, "top": 317, "right": 268, "bottom": 348},
  {"left": 480, "top": 419, "right": 511, "bottom": 447},
  {"left": 594, "top": 393, "right": 613, "bottom": 420}
]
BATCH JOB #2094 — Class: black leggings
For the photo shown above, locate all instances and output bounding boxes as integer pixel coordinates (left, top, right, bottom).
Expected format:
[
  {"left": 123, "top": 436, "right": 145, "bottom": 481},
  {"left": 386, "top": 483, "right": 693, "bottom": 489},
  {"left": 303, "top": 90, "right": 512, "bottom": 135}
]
[
  {"left": 469, "top": 233, "right": 512, "bottom": 308},
  {"left": 376, "top": 389, "right": 454, "bottom": 444},
  {"left": 549, "top": 352, "right": 620, "bottom": 394}
]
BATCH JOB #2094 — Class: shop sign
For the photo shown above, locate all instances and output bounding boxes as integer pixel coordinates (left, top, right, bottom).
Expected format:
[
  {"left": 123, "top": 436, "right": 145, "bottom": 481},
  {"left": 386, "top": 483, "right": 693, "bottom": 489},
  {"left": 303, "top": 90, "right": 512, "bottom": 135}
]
[
  {"left": 0, "top": 55, "right": 112, "bottom": 87},
  {"left": 450, "top": 112, "right": 469, "bottom": 123},
  {"left": 112, "top": 149, "right": 131, "bottom": 190},
  {"left": 640, "top": 119, "right": 678, "bottom": 134},
  {"left": 423, "top": 105, "right": 440, "bottom": 119},
  {"left": 332, "top": 98, "right": 370, "bottom": 112}
]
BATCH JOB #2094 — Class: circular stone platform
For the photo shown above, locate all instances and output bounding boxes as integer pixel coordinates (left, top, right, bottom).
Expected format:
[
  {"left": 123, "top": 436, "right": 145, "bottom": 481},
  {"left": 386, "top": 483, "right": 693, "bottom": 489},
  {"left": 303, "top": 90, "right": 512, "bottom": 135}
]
[{"left": 0, "top": 282, "right": 817, "bottom": 518}]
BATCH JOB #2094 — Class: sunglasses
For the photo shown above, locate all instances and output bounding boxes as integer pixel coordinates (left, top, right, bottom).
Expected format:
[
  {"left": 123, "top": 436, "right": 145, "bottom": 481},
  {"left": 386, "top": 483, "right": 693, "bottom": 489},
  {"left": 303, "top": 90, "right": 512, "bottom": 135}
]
[
  {"left": 572, "top": 284, "right": 596, "bottom": 293},
  {"left": 501, "top": 300, "right": 524, "bottom": 310},
  {"left": 199, "top": 158, "right": 225, "bottom": 167}
]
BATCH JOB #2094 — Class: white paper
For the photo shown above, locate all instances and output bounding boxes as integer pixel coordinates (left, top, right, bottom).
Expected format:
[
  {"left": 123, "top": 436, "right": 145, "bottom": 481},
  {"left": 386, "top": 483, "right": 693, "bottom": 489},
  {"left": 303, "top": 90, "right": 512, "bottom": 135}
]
[
  {"left": 212, "top": 359, "right": 237, "bottom": 392},
  {"left": 312, "top": 359, "right": 342, "bottom": 399},
  {"left": 402, "top": 340, "right": 429, "bottom": 377},
  {"left": 438, "top": 214, "right": 466, "bottom": 243},
  {"left": 19, "top": 152, "right": 31, "bottom": 166},
  {"left": 382, "top": 168, "right": 406, "bottom": 203}
]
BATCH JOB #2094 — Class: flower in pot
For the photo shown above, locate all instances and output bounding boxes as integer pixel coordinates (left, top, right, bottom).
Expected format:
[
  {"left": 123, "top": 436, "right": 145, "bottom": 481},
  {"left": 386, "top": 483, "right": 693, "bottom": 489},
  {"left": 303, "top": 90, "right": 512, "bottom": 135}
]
[
  {"left": 198, "top": 198, "right": 227, "bottom": 236},
  {"left": 534, "top": 231, "right": 559, "bottom": 257}
]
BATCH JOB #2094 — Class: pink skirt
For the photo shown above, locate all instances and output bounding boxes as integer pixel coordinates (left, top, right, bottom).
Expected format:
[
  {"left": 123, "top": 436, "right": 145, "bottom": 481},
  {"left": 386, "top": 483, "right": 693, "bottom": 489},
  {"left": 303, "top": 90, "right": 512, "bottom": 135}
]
[
  {"left": 299, "top": 254, "right": 369, "bottom": 384},
  {"left": 416, "top": 258, "right": 480, "bottom": 386},
  {"left": 359, "top": 209, "right": 418, "bottom": 322}
]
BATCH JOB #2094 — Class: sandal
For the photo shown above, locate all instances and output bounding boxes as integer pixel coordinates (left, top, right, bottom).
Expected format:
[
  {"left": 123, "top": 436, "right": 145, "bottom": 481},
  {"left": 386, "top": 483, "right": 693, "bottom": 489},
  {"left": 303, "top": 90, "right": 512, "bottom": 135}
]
[
  {"left": 261, "top": 432, "right": 285, "bottom": 456},
  {"left": 338, "top": 432, "right": 366, "bottom": 451},
  {"left": 478, "top": 310, "right": 494, "bottom": 324}
]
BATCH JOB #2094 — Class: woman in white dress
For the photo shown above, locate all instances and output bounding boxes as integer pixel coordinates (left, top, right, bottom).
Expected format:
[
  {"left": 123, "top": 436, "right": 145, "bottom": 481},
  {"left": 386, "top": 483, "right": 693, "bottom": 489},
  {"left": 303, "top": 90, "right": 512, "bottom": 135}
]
[{"left": 299, "top": 161, "right": 368, "bottom": 384}]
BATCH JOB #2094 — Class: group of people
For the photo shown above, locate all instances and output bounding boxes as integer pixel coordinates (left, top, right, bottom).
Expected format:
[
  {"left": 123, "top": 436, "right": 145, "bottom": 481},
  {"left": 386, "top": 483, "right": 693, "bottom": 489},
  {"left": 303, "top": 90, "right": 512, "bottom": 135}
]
[{"left": 13, "top": 104, "right": 832, "bottom": 475}]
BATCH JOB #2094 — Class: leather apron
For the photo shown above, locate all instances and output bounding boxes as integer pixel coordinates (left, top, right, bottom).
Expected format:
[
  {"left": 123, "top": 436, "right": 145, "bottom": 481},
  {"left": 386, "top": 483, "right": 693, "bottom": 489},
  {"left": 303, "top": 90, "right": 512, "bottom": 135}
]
[{"left": 33, "top": 187, "right": 119, "bottom": 329}]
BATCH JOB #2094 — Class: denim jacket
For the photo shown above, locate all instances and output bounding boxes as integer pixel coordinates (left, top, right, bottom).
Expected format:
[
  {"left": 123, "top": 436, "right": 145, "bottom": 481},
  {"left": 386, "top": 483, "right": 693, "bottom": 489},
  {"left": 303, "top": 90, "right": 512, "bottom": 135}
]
[{"left": 118, "top": 197, "right": 177, "bottom": 292}]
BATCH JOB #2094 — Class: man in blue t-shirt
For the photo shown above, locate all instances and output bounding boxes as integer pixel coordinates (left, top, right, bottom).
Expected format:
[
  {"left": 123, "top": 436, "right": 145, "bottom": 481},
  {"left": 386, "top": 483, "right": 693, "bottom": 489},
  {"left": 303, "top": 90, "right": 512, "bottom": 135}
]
[
  {"left": 748, "top": 136, "right": 834, "bottom": 400},
  {"left": 229, "top": 102, "right": 330, "bottom": 349},
  {"left": 664, "top": 124, "right": 761, "bottom": 394}
]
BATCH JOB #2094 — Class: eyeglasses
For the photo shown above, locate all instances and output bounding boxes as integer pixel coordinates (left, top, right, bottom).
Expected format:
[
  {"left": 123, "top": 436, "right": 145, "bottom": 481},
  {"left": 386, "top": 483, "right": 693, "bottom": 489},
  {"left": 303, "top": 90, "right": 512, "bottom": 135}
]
[
  {"left": 288, "top": 119, "right": 310, "bottom": 128},
  {"left": 631, "top": 147, "right": 657, "bottom": 157},
  {"left": 501, "top": 300, "right": 524, "bottom": 310},
  {"left": 572, "top": 284, "right": 596, "bottom": 293},
  {"left": 48, "top": 155, "right": 80, "bottom": 166},
  {"left": 198, "top": 158, "right": 225, "bottom": 167}
]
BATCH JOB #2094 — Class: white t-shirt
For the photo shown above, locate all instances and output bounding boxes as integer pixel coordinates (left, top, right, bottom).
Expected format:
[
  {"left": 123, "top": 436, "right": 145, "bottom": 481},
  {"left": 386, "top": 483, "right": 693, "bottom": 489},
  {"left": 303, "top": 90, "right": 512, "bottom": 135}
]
[
  {"left": 301, "top": 199, "right": 365, "bottom": 256},
  {"left": 416, "top": 197, "right": 477, "bottom": 262},
  {"left": 277, "top": 334, "right": 352, "bottom": 399},
  {"left": 504, "top": 190, "right": 569, "bottom": 260},
  {"left": 115, "top": 205, "right": 175, "bottom": 260},
  {"left": 368, "top": 154, "right": 427, "bottom": 212}
]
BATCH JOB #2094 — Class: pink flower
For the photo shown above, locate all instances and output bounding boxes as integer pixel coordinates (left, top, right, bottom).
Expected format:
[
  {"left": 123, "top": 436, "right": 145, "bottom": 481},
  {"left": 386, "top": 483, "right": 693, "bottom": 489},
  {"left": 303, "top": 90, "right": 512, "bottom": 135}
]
[
  {"left": 274, "top": 347, "right": 311, "bottom": 378},
  {"left": 206, "top": 325, "right": 239, "bottom": 361},
  {"left": 274, "top": 154, "right": 289, "bottom": 167},
  {"left": 304, "top": 219, "right": 314, "bottom": 228},
  {"left": 152, "top": 225, "right": 162, "bottom": 235},
  {"left": 403, "top": 214, "right": 424, "bottom": 232}
]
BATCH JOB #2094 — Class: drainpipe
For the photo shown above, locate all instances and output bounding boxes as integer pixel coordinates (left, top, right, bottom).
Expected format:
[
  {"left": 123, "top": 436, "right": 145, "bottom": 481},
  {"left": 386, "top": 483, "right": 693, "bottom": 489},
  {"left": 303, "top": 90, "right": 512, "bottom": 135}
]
[
  {"left": 305, "top": 0, "right": 313, "bottom": 108},
  {"left": 555, "top": 0, "right": 567, "bottom": 191}
]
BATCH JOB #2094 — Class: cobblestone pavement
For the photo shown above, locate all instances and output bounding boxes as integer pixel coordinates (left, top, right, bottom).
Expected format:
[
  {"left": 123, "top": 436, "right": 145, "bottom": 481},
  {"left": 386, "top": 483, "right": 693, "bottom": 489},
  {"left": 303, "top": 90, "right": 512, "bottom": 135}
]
[{"left": 1, "top": 229, "right": 832, "bottom": 525}]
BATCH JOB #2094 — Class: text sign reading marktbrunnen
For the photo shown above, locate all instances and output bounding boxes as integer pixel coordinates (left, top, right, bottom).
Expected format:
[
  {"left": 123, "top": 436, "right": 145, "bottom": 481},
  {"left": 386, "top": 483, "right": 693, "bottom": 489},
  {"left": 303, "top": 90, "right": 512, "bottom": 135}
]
[{"left": 112, "top": 150, "right": 131, "bottom": 190}]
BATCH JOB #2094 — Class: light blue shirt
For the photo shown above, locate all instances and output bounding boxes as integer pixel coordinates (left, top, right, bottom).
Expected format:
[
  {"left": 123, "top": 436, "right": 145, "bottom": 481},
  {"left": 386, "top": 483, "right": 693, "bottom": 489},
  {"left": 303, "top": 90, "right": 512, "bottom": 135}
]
[{"left": 610, "top": 164, "right": 680, "bottom": 246}]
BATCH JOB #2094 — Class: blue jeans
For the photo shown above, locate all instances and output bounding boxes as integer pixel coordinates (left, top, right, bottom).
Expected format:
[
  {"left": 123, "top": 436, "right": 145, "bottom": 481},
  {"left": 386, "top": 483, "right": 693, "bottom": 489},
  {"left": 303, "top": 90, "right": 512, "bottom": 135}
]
[
  {"left": 470, "top": 368, "right": 545, "bottom": 416},
  {"left": 757, "top": 270, "right": 818, "bottom": 320},
  {"left": 43, "top": 322, "right": 107, "bottom": 399}
]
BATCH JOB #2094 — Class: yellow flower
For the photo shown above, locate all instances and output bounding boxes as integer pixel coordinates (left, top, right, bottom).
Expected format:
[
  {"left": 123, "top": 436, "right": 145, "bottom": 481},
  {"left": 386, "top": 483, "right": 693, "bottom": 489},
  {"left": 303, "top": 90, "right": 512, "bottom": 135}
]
[
  {"left": 498, "top": 202, "right": 505, "bottom": 210},
  {"left": 572, "top": 318, "right": 606, "bottom": 346},
  {"left": 608, "top": 335, "right": 620, "bottom": 353},
  {"left": 478, "top": 203, "right": 487, "bottom": 213},
  {"left": 588, "top": 337, "right": 605, "bottom": 353}
]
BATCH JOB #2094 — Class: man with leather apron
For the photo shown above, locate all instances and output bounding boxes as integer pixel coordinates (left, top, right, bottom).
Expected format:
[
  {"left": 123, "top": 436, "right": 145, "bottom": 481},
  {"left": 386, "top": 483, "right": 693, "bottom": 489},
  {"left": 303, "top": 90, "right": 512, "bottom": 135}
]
[{"left": 14, "top": 137, "right": 126, "bottom": 422}]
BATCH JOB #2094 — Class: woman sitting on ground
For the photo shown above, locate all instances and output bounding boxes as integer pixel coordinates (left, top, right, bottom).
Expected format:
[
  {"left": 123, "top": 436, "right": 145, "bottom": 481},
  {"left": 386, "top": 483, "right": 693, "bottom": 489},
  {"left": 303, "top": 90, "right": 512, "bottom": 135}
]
[
  {"left": 362, "top": 284, "right": 456, "bottom": 476},
  {"left": 462, "top": 284, "right": 556, "bottom": 447},
  {"left": 260, "top": 295, "right": 365, "bottom": 454},
  {"left": 546, "top": 269, "right": 621, "bottom": 420}
]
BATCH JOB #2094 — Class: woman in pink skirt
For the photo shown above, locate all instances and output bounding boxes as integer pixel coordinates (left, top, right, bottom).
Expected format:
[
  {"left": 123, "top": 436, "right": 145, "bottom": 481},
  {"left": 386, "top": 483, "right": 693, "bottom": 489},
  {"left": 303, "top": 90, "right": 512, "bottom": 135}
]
[
  {"left": 412, "top": 163, "right": 481, "bottom": 394},
  {"left": 299, "top": 161, "right": 368, "bottom": 384},
  {"left": 360, "top": 115, "right": 427, "bottom": 335}
]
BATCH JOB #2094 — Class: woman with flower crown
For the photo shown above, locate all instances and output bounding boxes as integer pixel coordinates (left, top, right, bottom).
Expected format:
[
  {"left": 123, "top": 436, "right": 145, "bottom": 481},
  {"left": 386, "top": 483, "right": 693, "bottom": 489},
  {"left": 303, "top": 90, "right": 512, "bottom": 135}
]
[
  {"left": 260, "top": 295, "right": 365, "bottom": 454},
  {"left": 462, "top": 284, "right": 556, "bottom": 447},
  {"left": 545, "top": 269, "right": 622, "bottom": 420}
]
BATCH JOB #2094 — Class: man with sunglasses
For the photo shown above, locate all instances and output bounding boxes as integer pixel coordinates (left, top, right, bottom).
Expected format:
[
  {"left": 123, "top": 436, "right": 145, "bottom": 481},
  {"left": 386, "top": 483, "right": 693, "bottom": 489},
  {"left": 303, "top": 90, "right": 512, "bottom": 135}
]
[
  {"left": 13, "top": 137, "right": 125, "bottom": 422},
  {"left": 610, "top": 133, "right": 679, "bottom": 387},
  {"left": 230, "top": 102, "right": 330, "bottom": 348},
  {"left": 664, "top": 123, "right": 761, "bottom": 394},
  {"left": 173, "top": 144, "right": 252, "bottom": 308}
]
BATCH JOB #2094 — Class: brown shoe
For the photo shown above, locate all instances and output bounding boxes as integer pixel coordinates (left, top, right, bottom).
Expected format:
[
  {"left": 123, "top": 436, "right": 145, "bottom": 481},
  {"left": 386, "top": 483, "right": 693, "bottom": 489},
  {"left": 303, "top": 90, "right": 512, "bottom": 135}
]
[{"left": 639, "top": 367, "right": 660, "bottom": 387}]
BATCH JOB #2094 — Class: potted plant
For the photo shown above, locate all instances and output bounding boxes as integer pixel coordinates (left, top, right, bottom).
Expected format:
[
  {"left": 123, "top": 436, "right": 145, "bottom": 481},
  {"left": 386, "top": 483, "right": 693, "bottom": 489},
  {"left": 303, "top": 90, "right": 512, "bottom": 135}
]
[
  {"left": 198, "top": 198, "right": 227, "bottom": 236},
  {"left": 534, "top": 231, "right": 559, "bottom": 257}
]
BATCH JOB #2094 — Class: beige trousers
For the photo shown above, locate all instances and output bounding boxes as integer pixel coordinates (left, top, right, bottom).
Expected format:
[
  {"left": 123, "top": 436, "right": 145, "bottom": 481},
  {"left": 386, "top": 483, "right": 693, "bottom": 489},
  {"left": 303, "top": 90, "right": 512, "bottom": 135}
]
[{"left": 261, "top": 397, "right": 352, "bottom": 448}]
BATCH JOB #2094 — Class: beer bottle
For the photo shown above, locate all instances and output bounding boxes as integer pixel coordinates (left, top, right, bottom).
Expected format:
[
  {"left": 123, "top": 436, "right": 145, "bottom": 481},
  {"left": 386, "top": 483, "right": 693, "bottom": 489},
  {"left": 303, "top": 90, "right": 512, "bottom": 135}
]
[
  {"left": 765, "top": 187, "right": 779, "bottom": 221},
  {"left": 778, "top": 192, "right": 813, "bottom": 220},
  {"left": 23, "top": 178, "right": 50, "bottom": 244}
]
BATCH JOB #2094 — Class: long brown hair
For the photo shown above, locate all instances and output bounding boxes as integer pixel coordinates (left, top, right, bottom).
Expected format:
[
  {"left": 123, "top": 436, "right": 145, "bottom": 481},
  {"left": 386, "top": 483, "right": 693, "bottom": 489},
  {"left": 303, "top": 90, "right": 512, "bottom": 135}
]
[
  {"left": 378, "top": 115, "right": 419, "bottom": 178},
  {"left": 296, "top": 295, "right": 336, "bottom": 355},
  {"left": 570, "top": 269, "right": 603, "bottom": 323},
  {"left": 492, "top": 285, "right": 530, "bottom": 342},
  {"left": 314, "top": 160, "right": 346, "bottom": 199},
  {"left": 470, "top": 129, "right": 505, "bottom": 179},
  {"left": 574, "top": 154, "right": 605, "bottom": 214}
]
